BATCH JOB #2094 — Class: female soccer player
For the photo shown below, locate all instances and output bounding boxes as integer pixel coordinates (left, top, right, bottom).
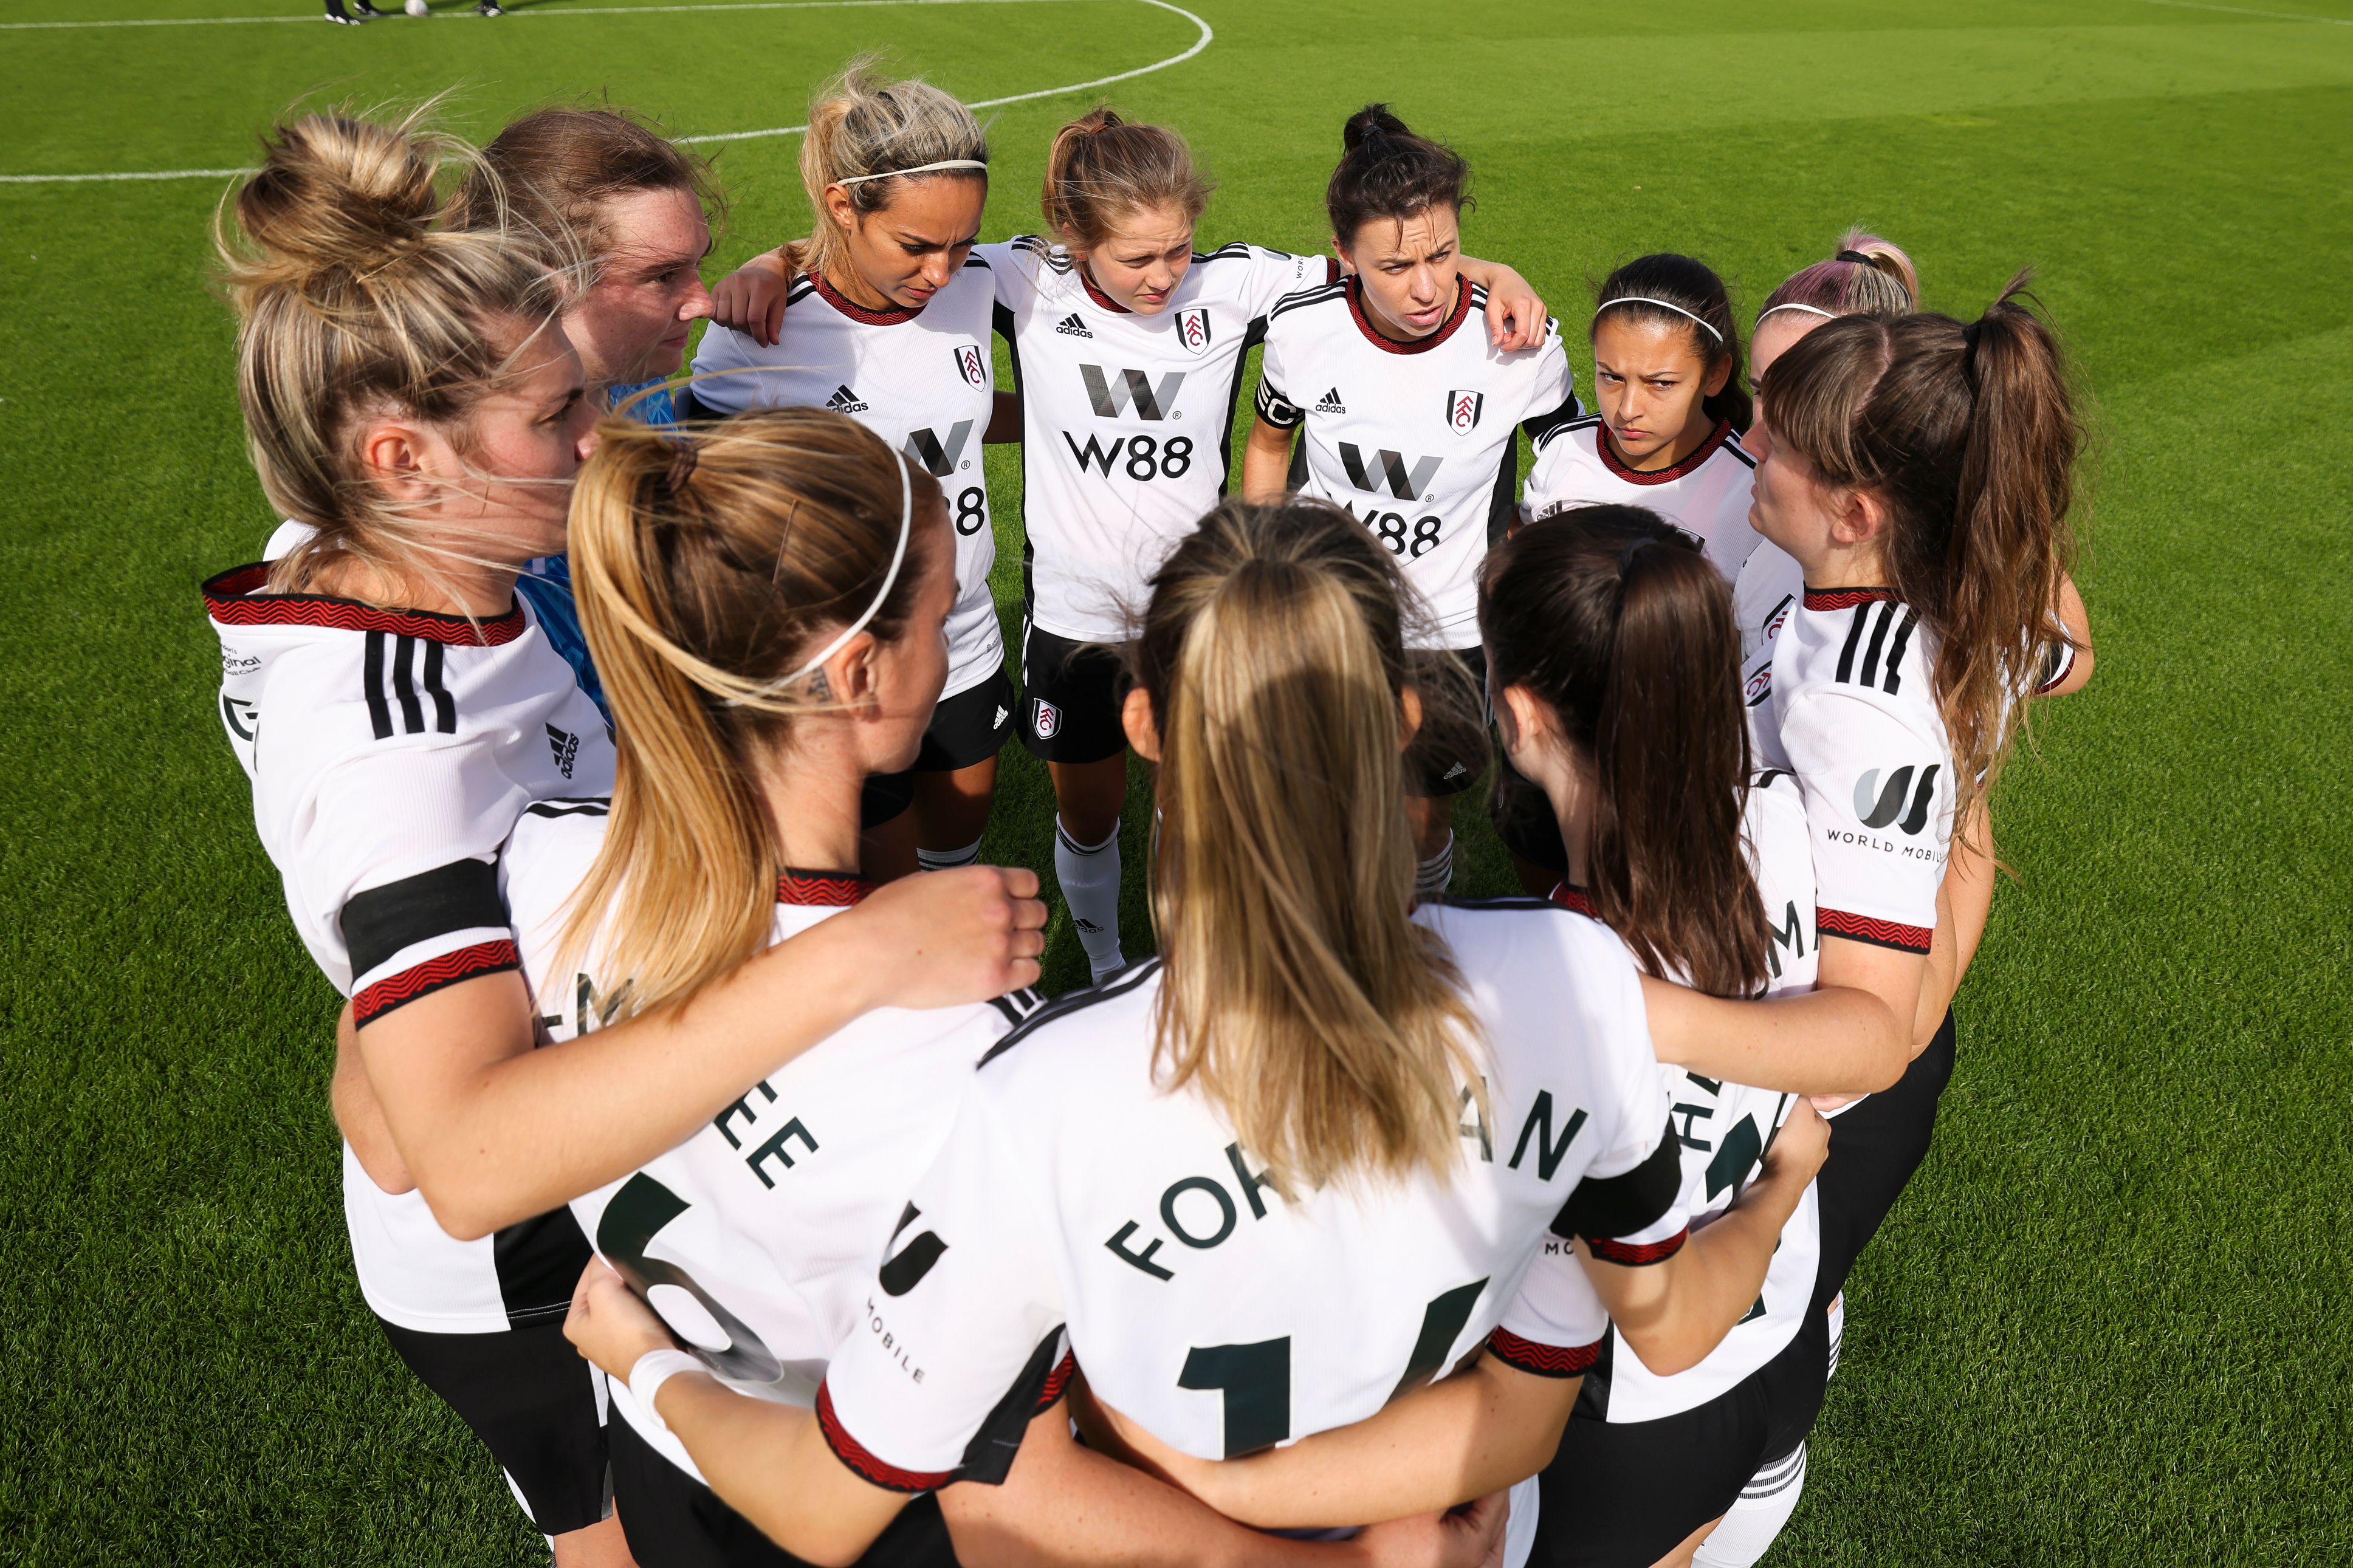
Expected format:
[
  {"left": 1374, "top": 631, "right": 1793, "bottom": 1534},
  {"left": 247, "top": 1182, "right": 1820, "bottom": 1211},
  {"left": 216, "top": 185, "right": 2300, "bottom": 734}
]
[
  {"left": 517, "top": 411, "right": 1512, "bottom": 1568},
  {"left": 687, "top": 68, "right": 1013, "bottom": 882},
  {"left": 1243, "top": 104, "right": 1581, "bottom": 899},
  {"left": 205, "top": 109, "right": 1040, "bottom": 1565},
  {"left": 1523, "top": 255, "right": 1756, "bottom": 579},
  {"left": 712, "top": 101, "right": 1550, "bottom": 978},
  {"left": 1480, "top": 509, "right": 1832, "bottom": 1568},
  {"left": 561, "top": 495, "right": 1841, "bottom": 1568}
]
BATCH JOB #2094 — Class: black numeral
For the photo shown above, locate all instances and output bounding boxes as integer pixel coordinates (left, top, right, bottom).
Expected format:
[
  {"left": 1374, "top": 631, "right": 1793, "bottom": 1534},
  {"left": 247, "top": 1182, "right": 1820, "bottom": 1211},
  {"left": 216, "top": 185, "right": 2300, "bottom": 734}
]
[
  {"left": 596, "top": 1173, "right": 782, "bottom": 1385},
  {"left": 954, "top": 486, "right": 986, "bottom": 535}
]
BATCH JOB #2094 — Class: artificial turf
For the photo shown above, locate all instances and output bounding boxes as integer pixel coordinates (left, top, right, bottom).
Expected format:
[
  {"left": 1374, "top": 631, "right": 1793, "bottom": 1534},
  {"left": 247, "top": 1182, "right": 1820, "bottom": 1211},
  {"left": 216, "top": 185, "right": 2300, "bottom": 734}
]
[{"left": 2, "top": 0, "right": 2349, "bottom": 1560}]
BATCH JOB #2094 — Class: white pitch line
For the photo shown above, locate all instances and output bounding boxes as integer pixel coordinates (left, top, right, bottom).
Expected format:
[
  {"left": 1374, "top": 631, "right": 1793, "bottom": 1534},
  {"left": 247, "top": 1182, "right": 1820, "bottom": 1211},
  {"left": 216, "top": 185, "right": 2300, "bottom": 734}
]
[
  {"left": 0, "top": 0, "right": 1065, "bottom": 28},
  {"left": 0, "top": 0, "right": 1211, "bottom": 183},
  {"left": 2129, "top": 0, "right": 2351, "bottom": 19}
]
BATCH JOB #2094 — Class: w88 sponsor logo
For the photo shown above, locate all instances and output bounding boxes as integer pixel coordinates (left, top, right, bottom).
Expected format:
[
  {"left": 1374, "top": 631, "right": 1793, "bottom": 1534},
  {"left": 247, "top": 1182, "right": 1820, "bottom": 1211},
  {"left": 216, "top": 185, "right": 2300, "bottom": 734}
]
[
  {"left": 1345, "top": 498, "right": 1443, "bottom": 558},
  {"left": 1061, "top": 431, "right": 1197, "bottom": 482}
]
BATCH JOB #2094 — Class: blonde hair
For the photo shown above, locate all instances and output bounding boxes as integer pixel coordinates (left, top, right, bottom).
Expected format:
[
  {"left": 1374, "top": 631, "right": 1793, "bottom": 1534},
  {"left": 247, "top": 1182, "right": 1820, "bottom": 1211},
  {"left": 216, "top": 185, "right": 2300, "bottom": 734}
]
[
  {"left": 1040, "top": 106, "right": 1212, "bottom": 254},
  {"left": 214, "top": 107, "right": 565, "bottom": 596},
  {"left": 797, "top": 61, "right": 987, "bottom": 282},
  {"left": 1759, "top": 228, "right": 1920, "bottom": 322},
  {"left": 560, "top": 408, "right": 941, "bottom": 1018},
  {"left": 1132, "top": 498, "right": 1484, "bottom": 1194}
]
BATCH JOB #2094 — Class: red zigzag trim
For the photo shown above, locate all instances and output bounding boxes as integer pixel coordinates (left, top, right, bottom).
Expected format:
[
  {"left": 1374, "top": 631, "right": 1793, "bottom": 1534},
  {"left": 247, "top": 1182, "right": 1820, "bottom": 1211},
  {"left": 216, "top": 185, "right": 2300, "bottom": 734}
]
[
  {"left": 1818, "top": 908, "right": 1932, "bottom": 954},
  {"left": 1486, "top": 1327, "right": 1602, "bottom": 1378},
  {"left": 1590, "top": 1227, "right": 1689, "bottom": 1267},
  {"left": 1802, "top": 587, "right": 1892, "bottom": 611},
  {"left": 777, "top": 870, "right": 878, "bottom": 906},
  {"left": 203, "top": 564, "right": 527, "bottom": 647},
  {"left": 1035, "top": 1351, "right": 1077, "bottom": 1411},
  {"left": 816, "top": 1383, "right": 954, "bottom": 1494},
  {"left": 1549, "top": 885, "right": 1596, "bottom": 917},
  {"left": 353, "top": 940, "right": 519, "bottom": 1025}
]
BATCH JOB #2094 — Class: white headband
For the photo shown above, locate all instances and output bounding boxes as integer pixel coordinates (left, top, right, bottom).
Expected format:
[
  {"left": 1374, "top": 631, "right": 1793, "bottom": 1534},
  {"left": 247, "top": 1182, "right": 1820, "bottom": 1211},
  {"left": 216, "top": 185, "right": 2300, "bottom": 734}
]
[
  {"left": 833, "top": 159, "right": 988, "bottom": 187},
  {"left": 1594, "top": 297, "right": 1724, "bottom": 343},
  {"left": 729, "top": 450, "right": 915, "bottom": 704},
  {"left": 1756, "top": 302, "right": 1838, "bottom": 326}
]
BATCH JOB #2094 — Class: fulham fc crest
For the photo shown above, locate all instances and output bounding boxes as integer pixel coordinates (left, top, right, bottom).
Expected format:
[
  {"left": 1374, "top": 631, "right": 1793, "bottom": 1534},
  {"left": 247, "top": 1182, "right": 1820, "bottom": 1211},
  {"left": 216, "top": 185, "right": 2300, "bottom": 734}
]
[
  {"left": 1176, "top": 306, "right": 1213, "bottom": 356},
  {"left": 1445, "top": 389, "right": 1485, "bottom": 436},
  {"left": 1032, "top": 698, "right": 1062, "bottom": 739},
  {"left": 952, "top": 341, "right": 988, "bottom": 388}
]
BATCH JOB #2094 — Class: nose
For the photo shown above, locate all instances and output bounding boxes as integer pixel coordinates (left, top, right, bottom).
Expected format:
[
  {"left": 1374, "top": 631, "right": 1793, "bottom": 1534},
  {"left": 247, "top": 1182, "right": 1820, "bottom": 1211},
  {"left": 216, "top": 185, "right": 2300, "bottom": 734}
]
[
  {"left": 921, "top": 255, "right": 955, "bottom": 292},
  {"left": 680, "top": 272, "right": 714, "bottom": 323}
]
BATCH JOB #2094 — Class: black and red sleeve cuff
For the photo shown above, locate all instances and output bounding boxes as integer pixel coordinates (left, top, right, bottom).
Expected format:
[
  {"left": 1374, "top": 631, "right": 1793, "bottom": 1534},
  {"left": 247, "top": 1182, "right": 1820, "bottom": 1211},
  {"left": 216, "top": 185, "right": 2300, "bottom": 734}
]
[
  {"left": 1818, "top": 907, "right": 1932, "bottom": 955},
  {"left": 351, "top": 939, "right": 519, "bottom": 1025},
  {"left": 1553, "top": 1118, "right": 1683, "bottom": 1244},
  {"left": 1588, "top": 1227, "right": 1689, "bottom": 1267},
  {"left": 816, "top": 1383, "right": 955, "bottom": 1495},
  {"left": 1486, "top": 1327, "right": 1602, "bottom": 1378}
]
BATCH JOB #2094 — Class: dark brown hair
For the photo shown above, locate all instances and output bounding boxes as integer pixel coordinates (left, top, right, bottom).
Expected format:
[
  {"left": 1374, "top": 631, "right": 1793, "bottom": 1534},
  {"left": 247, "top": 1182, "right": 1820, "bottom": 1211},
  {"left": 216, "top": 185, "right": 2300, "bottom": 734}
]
[
  {"left": 1325, "top": 104, "right": 1471, "bottom": 247},
  {"left": 1480, "top": 505, "right": 1768, "bottom": 999},
  {"left": 459, "top": 106, "right": 721, "bottom": 283},
  {"left": 1040, "top": 106, "right": 1211, "bottom": 253},
  {"left": 1594, "top": 253, "right": 1750, "bottom": 431},
  {"left": 1757, "top": 276, "right": 2081, "bottom": 813}
]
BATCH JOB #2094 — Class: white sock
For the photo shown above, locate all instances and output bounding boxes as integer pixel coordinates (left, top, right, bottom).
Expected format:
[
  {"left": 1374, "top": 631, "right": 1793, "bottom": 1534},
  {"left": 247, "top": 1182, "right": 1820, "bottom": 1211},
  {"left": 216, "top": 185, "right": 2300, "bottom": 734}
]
[
  {"left": 1690, "top": 1442, "right": 1807, "bottom": 1568},
  {"left": 1826, "top": 1291, "right": 1845, "bottom": 1381},
  {"left": 1414, "top": 830, "right": 1455, "bottom": 900},
  {"left": 1054, "top": 815, "right": 1124, "bottom": 981},
  {"left": 916, "top": 837, "right": 984, "bottom": 873}
]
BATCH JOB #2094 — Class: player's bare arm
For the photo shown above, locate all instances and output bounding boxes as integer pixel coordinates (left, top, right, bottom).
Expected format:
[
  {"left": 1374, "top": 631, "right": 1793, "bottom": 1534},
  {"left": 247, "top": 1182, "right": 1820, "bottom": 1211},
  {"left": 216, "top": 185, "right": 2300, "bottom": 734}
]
[
  {"left": 710, "top": 244, "right": 800, "bottom": 346},
  {"left": 1640, "top": 973, "right": 1909, "bottom": 1096},
  {"left": 1452, "top": 256, "right": 1547, "bottom": 351},
  {"left": 359, "top": 865, "right": 1045, "bottom": 1241},
  {"left": 1241, "top": 416, "right": 1296, "bottom": 502}
]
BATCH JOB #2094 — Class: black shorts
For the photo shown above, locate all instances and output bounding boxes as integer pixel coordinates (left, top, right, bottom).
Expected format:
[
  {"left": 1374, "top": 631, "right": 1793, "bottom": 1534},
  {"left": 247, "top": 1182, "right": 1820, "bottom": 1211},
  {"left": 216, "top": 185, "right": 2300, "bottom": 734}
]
[
  {"left": 1811, "top": 1006, "right": 1957, "bottom": 1310},
  {"left": 1018, "top": 618, "right": 1128, "bottom": 766},
  {"left": 859, "top": 662, "right": 1017, "bottom": 827},
  {"left": 608, "top": 1410, "right": 957, "bottom": 1568},
  {"left": 1528, "top": 1300, "right": 1831, "bottom": 1568},
  {"left": 1405, "top": 646, "right": 1491, "bottom": 799},
  {"left": 376, "top": 1315, "right": 611, "bottom": 1537}
]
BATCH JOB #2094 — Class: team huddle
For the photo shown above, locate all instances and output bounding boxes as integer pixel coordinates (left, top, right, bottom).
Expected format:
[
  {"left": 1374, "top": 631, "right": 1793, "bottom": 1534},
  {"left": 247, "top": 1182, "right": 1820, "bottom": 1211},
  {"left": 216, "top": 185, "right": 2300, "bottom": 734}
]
[{"left": 202, "top": 61, "right": 2090, "bottom": 1568}]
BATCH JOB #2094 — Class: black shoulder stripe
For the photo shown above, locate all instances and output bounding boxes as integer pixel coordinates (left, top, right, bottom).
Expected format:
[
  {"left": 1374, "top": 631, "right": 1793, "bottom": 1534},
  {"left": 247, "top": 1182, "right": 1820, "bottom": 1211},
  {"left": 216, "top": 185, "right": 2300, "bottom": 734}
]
[
  {"left": 979, "top": 960, "right": 1160, "bottom": 1068},
  {"left": 1193, "top": 241, "right": 1254, "bottom": 263},
  {"left": 1551, "top": 1117, "right": 1683, "bottom": 1244},
  {"left": 963, "top": 253, "right": 992, "bottom": 270},
  {"left": 1721, "top": 432, "right": 1758, "bottom": 470},
  {"left": 785, "top": 278, "right": 817, "bottom": 303},
  {"left": 523, "top": 796, "right": 612, "bottom": 819},
  {"left": 1267, "top": 282, "right": 1348, "bottom": 323},
  {"left": 986, "top": 986, "right": 1049, "bottom": 1030},
  {"left": 342, "top": 857, "right": 506, "bottom": 981},
  {"left": 952, "top": 1327, "right": 1069, "bottom": 1486}
]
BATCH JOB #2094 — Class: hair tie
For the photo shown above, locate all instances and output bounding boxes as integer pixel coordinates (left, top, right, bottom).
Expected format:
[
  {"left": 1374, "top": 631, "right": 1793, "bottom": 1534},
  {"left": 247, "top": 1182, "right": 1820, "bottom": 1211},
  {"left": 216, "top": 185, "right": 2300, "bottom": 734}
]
[
  {"left": 1620, "top": 536, "right": 1657, "bottom": 576},
  {"left": 1836, "top": 249, "right": 1876, "bottom": 267},
  {"left": 1962, "top": 320, "right": 1984, "bottom": 354},
  {"left": 833, "top": 158, "right": 988, "bottom": 187},
  {"left": 664, "top": 444, "right": 698, "bottom": 495},
  {"left": 1594, "top": 297, "right": 1725, "bottom": 344}
]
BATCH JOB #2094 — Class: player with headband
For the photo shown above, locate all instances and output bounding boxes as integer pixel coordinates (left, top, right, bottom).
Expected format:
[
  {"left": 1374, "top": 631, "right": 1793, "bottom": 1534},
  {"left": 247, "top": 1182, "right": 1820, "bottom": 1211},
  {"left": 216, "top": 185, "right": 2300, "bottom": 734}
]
[
  {"left": 689, "top": 66, "right": 1016, "bottom": 882},
  {"left": 556, "top": 496, "right": 1901, "bottom": 1568},
  {"left": 713, "top": 101, "right": 1552, "bottom": 982},
  {"left": 207, "top": 109, "right": 1043, "bottom": 1565},
  {"left": 1245, "top": 104, "right": 1581, "bottom": 905}
]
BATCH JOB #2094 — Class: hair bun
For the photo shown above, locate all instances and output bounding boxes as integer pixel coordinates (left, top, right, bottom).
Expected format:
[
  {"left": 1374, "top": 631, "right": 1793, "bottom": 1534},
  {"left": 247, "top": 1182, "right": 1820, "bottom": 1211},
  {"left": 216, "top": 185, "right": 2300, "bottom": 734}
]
[
  {"left": 1342, "top": 103, "right": 1412, "bottom": 152},
  {"left": 230, "top": 110, "right": 461, "bottom": 287}
]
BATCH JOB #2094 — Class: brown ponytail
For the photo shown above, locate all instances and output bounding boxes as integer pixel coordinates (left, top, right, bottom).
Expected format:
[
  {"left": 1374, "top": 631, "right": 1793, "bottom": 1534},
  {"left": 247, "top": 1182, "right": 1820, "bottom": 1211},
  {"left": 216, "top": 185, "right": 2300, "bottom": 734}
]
[
  {"left": 1481, "top": 507, "right": 1767, "bottom": 998},
  {"left": 560, "top": 408, "right": 943, "bottom": 1017},
  {"left": 1758, "top": 276, "right": 2082, "bottom": 812},
  {"left": 1039, "top": 106, "right": 1211, "bottom": 254},
  {"left": 1325, "top": 103, "right": 1471, "bottom": 248}
]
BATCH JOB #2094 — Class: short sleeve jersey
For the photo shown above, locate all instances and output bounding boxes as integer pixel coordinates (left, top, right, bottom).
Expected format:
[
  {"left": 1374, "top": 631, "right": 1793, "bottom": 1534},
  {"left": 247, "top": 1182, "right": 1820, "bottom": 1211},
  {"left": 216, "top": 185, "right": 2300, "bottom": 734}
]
[
  {"left": 818, "top": 903, "right": 1685, "bottom": 1493},
  {"left": 1752, "top": 588, "right": 1954, "bottom": 956},
  {"left": 499, "top": 806, "right": 1038, "bottom": 1481},
  {"left": 1257, "top": 277, "right": 1581, "bottom": 649},
  {"left": 204, "top": 563, "right": 615, "bottom": 1333},
  {"left": 1504, "top": 773, "right": 1822, "bottom": 1422},
  {"left": 980, "top": 237, "right": 1335, "bottom": 642},
  {"left": 1523, "top": 417, "right": 1760, "bottom": 583},
  {"left": 690, "top": 261, "right": 1005, "bottom": 699}
]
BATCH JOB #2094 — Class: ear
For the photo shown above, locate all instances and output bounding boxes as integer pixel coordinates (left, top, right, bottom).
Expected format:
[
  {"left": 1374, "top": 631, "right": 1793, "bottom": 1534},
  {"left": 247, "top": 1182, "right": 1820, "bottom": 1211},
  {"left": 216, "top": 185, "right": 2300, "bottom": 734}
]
[
  {"left": 1832, "top": 487, "right": 1889, "bottom": 548},
  {"left": 1331, "top": 235, "right": 1355, "bottom": 276},
  {"left": 357, "top": 419, "right": 433, "bottom": 501},
  {"left": 1121, "top": 686, "right": 1161, "bottom": 763},
  {"left": 1495, "top": 684, "right": 1560, "bottom": 781},
  {"left": 826, "top": 632, "right": 882, "bottom": 711},
  {"left": 821, "top": 184, "right": 860, "bottom": 239},
  {"left": 1702, "top": 354, "right": 1733, "bottom": 399},
  {"left": 1399, "top": 684, "right": 1424, "bottom": 752}
]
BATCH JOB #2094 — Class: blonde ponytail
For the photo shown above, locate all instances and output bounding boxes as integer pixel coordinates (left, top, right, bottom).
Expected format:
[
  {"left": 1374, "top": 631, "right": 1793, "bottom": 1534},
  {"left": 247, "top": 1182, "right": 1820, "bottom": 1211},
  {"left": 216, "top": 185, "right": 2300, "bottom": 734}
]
[
  {"left": 1134, "top": 499, "right": 1484, "bottom": 1194},
  {"left": 797, "top": 60, "right": 986, "bottom": 282}
]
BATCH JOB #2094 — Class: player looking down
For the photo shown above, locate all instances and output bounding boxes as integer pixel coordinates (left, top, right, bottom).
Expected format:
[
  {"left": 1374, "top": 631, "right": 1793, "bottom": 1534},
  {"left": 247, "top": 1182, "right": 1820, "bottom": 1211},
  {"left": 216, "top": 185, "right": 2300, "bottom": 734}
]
[
  {"left": 560, "top": 496, "right": 1863, "bottom": 1568},
  {"left": 204, "top": 109, "right": 1042, "bottom": 1566},
  {"left": 1245, "top": 104, "right": 1581, "bottom": 902},
  {"left": 518, "top": 411, "right": 1512, "bottom": 1568},
  {"left": 687, "top": 67, "right": 1016, "bottom": 882},
  {"left": 712, "top": 99, "right": 1551, "bottom": 980}
]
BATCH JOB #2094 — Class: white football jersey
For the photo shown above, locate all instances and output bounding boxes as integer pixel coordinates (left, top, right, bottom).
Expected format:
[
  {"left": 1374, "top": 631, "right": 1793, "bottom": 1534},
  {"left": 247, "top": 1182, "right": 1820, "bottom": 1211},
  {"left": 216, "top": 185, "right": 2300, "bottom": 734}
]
[
  {"left": 1733, "top": 540, "right": 1805, "bottom": 737},
  {"left": 1256, "top": 277, "right": 1580, "bottom": 649},
  {"left": 204, "top": 562, "right": 616, "bottom": 1333},
  {"left": 981, "top": 236, "right": 1336, "bottom": 642},
  {"left": 1516, "top": 773, "right": 1822, "bottom": 1422},
  {"left": 690, "top": 262, "right": 1005, "bottom": 699},
  {"left": 498, "top": 804, "right": 1038, "bottom": 1481},
  {"left": 1524, "top": 416, "right": 1760, "bottom": 583},
  {"left": 819, "top": 902, "right": 1685, "bottom": 1524}
]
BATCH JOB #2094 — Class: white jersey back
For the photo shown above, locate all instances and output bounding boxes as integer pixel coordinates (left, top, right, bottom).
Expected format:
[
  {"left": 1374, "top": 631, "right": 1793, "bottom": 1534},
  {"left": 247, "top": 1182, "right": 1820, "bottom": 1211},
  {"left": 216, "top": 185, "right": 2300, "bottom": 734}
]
[
  {"left": 204, "top": 563, "right": 615, "bottom": 1333},
  {"left": 982, "top": 236, "right": 1336, "bottom": 642},
  {"left": 500, "top": 806, "right": 1036, "bottom": 1481},
  {"left": 820, "top": 903, "right": 1686, "bottom": 1515},
  {"left": 1524, "top": 416, "right": 1760, "bottom": 583},
  {"left": 1257, "top": 278, "right": 1580, "bottom": 649},
  {"left": 1531, "top": 772, "right": 1822, "bottom": 1421},
  {"left": 690, "top": 261, "right": 1005, "bottom": 698}
]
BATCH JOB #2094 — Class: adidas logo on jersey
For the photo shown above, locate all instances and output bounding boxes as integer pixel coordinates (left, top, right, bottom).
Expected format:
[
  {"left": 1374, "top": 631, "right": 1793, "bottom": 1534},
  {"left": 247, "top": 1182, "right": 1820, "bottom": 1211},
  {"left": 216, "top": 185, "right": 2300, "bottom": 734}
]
[
  {"left": 1314, "top": 387, "right": 1347, "bottom": 414},
  {"left": 826, "top": 383, "right": 870, "bottom": 414},
  {"left": 546, "top": 723, "right": 580, "bottom": 779},
  {"left": 1055, "top": 313, "right": 1094, "bottom": 338}
]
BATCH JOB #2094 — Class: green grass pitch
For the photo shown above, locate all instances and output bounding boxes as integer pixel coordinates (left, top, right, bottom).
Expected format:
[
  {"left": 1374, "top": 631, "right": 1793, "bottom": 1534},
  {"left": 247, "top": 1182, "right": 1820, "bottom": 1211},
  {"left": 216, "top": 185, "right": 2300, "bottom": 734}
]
[{"left": 3, "top": 0, "right": 2349, "bottom": 1560}]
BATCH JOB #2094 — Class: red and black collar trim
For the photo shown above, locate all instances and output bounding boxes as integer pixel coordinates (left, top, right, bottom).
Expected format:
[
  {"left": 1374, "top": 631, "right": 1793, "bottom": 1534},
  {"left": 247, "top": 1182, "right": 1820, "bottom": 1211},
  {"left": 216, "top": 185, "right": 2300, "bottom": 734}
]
[
  {"left": 812, "top": 270, "right": 923, "bottom": 326},
  {"left": 777, "top": 868, "right": 878, "bottom": 906},
  {"left": 1802, "top": 587, "right": 1894, "bottom": 611},
  {"left": 1079, "top": 270, "right": 1133, "bottom": 315},
  {"left": 1346, "top": 275, "right": 1474, "bottom": 355},
  {"left": 1549, "top": 883, "right": 1596, "bottom": 917},
  {"left": 1596, "top": 418, "right": 1734, "bottom": 485},
  {"left": 202, "top": 563, "right": 526, "bottom": 646}
]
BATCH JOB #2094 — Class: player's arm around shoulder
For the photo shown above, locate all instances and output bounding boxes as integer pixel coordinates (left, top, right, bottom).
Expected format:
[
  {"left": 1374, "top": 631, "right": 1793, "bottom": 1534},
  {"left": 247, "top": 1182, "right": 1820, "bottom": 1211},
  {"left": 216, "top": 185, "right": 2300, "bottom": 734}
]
[{"left": 710, "top": 242, "right": 804, "bottom": 348}]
